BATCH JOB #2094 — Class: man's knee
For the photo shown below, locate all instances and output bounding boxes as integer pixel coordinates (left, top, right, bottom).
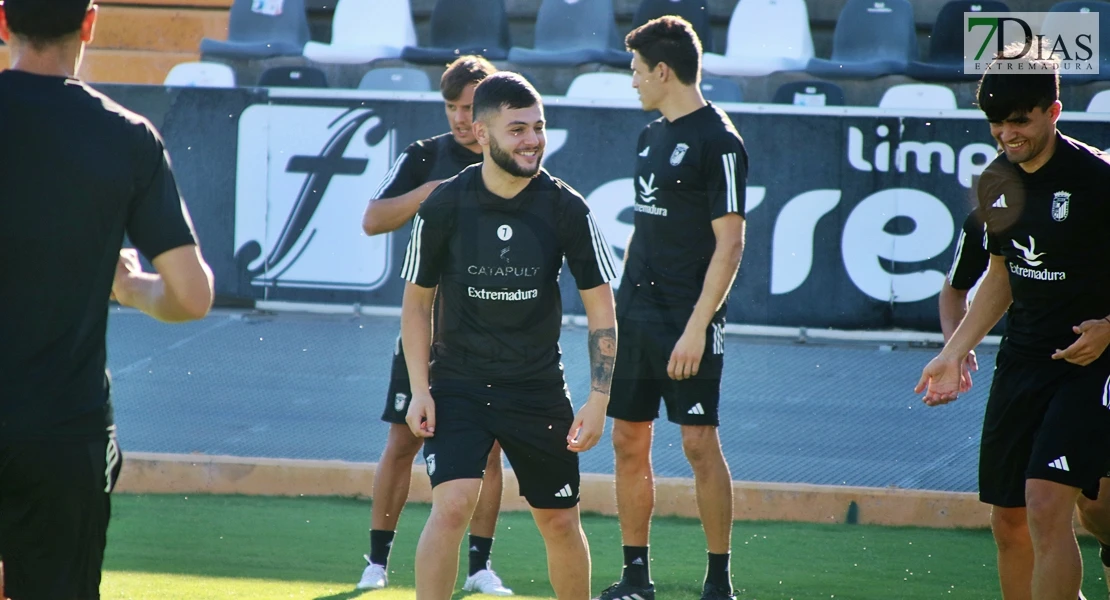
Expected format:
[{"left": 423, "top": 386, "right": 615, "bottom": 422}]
[
  {"left": 431, "top": 482, "right": 481, "bottom": 531},
  {"left": 1025, "top": 479, "right": 1081, "bottom": 537},
  {"left": 612, "top": 420, "right": 652, "bottom": 462},
  {"left": 991, "top": 506, "right": 1030, "bottom": 550},
  {"left": 680, "top": 425, "right": 722, "bottom": 467},
  {"left": 534, "top": 508, "right": 581, "bottom": 542},
  {"left": 383, "top": 425, "right": 423, "bottom": 462}
]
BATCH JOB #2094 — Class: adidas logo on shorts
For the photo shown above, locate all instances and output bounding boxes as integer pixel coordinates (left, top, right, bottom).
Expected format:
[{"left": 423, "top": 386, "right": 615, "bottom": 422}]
[
  {"left": 1048, "top": 456, "right": 1070, "bottom": 472},
  {"left": 687, "top": 403, "right": 706, "bottom": 415},
  {"left": 554, "top": 484, "right": 573, "bottom": 498}
]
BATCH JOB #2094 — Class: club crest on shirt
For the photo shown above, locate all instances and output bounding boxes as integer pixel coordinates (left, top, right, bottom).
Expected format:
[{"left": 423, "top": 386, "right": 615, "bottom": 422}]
[
  {"left": 1051, "top": 191, "right": 1070, "bottom": 222},
  {"left": 394, "top": 392, "right": 408, "bottom": 412},
  {"left": 670, "top": 143, "right": 689, "bottom": 166}
]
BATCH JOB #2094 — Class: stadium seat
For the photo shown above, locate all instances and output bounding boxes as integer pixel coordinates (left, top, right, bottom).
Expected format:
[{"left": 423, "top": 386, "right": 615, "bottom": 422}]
[
  {"left": 508, "top": 0, "right": 632, "bottom": 68},
  {"left": 1086, "top": 89, "right": 1110, "bottom": 111},
  {"left": 1047, "top": 1, "right": 1110, "bottom": 83},
  {"left": 878, "top": 83, "right": 958, "bottom": 109},
  {"left": 358, "top": 67, "right": 433, "bottom": 91},
  {"left": 699, "top": 76, "right": 743, "bottom": 103},
  {"left": 258, "top": 65, "right": 328, "bottom": 88},
  {"left": 632, "top": 0, "right": 713, "bottom": 52},
  {"left": 199, "top": 0, "right": 309, "bottom": 59},
  {"left": 303, "top": 0, "right": 416, "bottom": 64},
  {"left": 702, "top": 0, "right": 814, "bottom": 77},
  {"left": 906, "top": 0, "right": 1010, "bottom": 82},
  {"left": 805, "top": 0, "right": 917, "bottom": 79},
  {"left": 564, "top": 72, "right": 637, "bottom": 100},
  {"left": 771, "top": 81, "right": 846, "bottom": 106},
  {"left": 400, "top": 0, "right": 511, "bottom": 64},
  {"left": 163, "top": 61, "right": 236, "bottom": 88}
]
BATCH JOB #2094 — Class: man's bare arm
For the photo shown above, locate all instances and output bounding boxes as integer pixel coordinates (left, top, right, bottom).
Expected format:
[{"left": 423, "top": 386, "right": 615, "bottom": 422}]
[
  {"left": 113, "top": 245, "right": 214, "bottom": 323},
  {"left": 940, "top": 255, "right": 1010, "bottom": 360},
  {"left": 685, "top": 214, "right": 745, "bottom": 333},
  {"left": 938, "top": 281, "right": 971, "bottom": 343},
  {"left": 581, "top": 283, "right": 617, "bottom": 397},
  {"left": 400, "top": 282, "right": 437, "bottom": 393},
  {"left": 362, "top": 180, "right": 445, "bottom": 236}
]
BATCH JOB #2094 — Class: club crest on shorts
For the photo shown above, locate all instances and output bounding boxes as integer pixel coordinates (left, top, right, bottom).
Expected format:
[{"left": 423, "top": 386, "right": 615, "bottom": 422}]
[
  {"left": 670, "top": 143, "right": 689, "bottom": 166},
  {"left": 394, "top": 392, "right": 408, "bottom": 412},
  {"left": 1051, "top": 191, "right": 1070, "bottom": 222},
  {"left": 426, "top": 454, "right": 436, "bottom": 476}
]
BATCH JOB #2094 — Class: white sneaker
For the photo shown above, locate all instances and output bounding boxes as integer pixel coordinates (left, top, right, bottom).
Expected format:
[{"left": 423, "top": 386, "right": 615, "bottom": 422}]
[
  {"left": 357, "top": 555, "right": 388, "bottom": 590},
  {"left": 463, "top": 568, "right": 514, "bottom": 596}
]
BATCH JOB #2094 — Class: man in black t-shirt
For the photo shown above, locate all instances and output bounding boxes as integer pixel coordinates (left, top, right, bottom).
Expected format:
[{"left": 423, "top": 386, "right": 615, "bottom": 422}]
[
  {"left": 0, "top": 2, "right": 214, "bottom": 598},
  {"left": 917, "top": 46, "right": 1110, "bottom": 600},
  {"left": 357, "top": 56, "right": 513, "bottom": 596},
  {"left": 598, "top": 16, "right": 747, "bottom": 600},
  {"left": 400, "top": 72, "right": 617, "bottom": 600}
]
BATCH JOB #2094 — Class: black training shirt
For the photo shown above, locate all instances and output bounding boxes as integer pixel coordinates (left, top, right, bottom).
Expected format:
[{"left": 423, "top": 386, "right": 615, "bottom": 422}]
[
  {"left": 947, "top": 210, "right": 990, "bottom": 291},
  {"left": 373, "top": 132, "right": 482, "bottom": 199},
  {"left": 0, "top": 71, "right": 197, "bottom": 444},
  {"left": 977, "top": 132, "right": 1110, "bottom": 360},
  {"left": 617, "top": 103, "right": 748, "bottom": 327},
  {"left": 401, "top": 165, "right": 616, "bottom": 389}
]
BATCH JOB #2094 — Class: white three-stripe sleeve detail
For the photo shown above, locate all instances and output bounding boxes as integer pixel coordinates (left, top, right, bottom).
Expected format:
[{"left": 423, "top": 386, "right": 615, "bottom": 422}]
[
  {"left": 948, "top": 228, "right": 967, "bottom": 284},
  {"left": 722, "top": 152, "right": 738, "bottom": 214},
  {"left": 401, "top": 214, "right": 424, "bottom": 282},
  {"left": 586, "top": 212, "right": 617, "bottom": 282},
  {"left": 372, "top": 153, "right": 408, "bottom": 199}
]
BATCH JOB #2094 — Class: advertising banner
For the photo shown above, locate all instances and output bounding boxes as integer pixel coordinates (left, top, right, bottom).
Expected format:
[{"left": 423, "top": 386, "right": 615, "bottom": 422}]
[{"left": 106, "top": 86, "right": 1110, "bottom": 330}]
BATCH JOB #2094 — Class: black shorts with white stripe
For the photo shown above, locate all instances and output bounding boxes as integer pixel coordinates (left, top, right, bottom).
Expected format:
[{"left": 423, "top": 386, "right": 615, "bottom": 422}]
[
  {"left": 0, "top": 431, "right": 122, "bottom": 599},
  {"left": 422, "top": 381, "right": 580, "bottom": 509},
  {"left": 979, "top": 348, "right": 1110, "bottom": 508},
  {"left": 381, "top": 335, "right": 413, "bottom": 425},
  {"left": 608, "top": 317, "right": 724, "bottom": 426}
]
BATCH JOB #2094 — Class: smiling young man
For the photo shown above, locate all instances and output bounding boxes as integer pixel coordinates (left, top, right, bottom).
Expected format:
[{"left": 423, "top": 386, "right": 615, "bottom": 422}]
[
  {"left": 356, "top": 55, "right": 513, "bottom": 595},
  {"left": 0, "top": 0, "right": 214, "bottom": 597},
  {"left": 917, "top": 46, "right": 1110, "bottom": 600},
  {"left": 399, "top": 72, "right": 618, "bottom": 600},
  {"left": 599, "top": 15, "right": 747, "bottom": 600}
]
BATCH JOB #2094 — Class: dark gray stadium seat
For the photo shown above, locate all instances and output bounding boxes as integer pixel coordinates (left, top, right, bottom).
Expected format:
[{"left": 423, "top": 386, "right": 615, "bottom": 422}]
[
  {"left": 632, "top": 0, "right": 713, "bottom": 52},
  {"left": 699, "top": 76, "right": 742, "bottom": 102},
  {"left": 258, "top": 66, "right": 328, "bottom": 88},
  {"left": 358, "top": 68, "right": 433, "bottom": 91},
  {"left": 772, "top": 81, "right": 846, "bottom": 106},
  {"left": 1049, "top": 0, "right": 1110, "bottom": 83},
  {"left": 907, "top": 0, "right": 1010, "bottom": 82},
  {"left": 199, "top": 0, "right": 310, "bottom": 59},
  {"left": 805, "top": 0, "right": 917, "bottom": 79},
  {"left": 401, "top": 0, "right": 512, "bottom": 64},
  {"left": 508, "top": 0, "right": 632, "bottom": 68}
]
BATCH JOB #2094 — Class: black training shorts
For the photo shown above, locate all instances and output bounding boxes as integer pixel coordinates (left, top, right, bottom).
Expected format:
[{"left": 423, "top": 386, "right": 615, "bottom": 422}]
[
  {"left": 422, "top": 382, "right": 579, "bottom": 509},
  {"left": 0, "top": 434, "right": 122, "bottom": 600},
  {"left": 608, "top": 317, "right": 725, "bottom": 426},
  {"left": 979, "top": 348, "right": 1110, "bottom": 507},
  {"left": 381, "top": 335, "right": 413, "bottom": 425}
]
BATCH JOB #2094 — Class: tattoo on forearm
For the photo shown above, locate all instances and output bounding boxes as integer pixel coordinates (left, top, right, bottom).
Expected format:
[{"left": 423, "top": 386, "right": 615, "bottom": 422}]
[{"left": 589, "top": 327, "right": 616, "bottom": 395}]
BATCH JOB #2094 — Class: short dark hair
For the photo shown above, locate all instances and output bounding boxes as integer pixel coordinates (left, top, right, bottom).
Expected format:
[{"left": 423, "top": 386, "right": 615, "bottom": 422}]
[
  {"left": 625, "top": 15, "right": 702, "bottom": 86},
  {"left": 3, "top": 0, "right": 92, "bottom": 46},
  {"left": 439, "top": 55, "right": 498, "bottom": 102},
  {"left": 473, "top": 72, "right": 541, "bottom": 122},
  {"left": 977, "top": 41, "right": 1060, "bottom": 122}
]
